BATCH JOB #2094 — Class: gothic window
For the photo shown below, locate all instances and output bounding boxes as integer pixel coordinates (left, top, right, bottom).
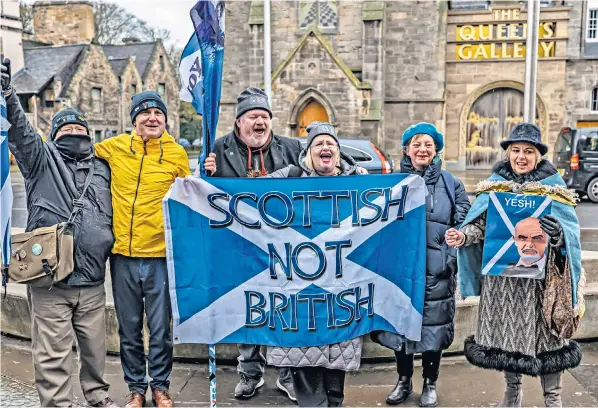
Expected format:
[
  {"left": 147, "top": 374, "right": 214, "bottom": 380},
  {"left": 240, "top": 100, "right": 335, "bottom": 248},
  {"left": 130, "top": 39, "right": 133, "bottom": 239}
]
[
  {"left": 299, "top": 0, "right": 338, "bottom": 30},
  {"left": 131, "top": 84, "right": 137, "bottom": 95},
  {"left": 591, "top": 87, "right": 598, "bottom": 112}
]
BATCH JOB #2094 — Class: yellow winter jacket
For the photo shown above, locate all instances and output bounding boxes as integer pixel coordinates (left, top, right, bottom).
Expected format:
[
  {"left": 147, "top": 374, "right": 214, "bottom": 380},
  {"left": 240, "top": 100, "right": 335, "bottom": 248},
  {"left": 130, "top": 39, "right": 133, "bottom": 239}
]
[{"left": 95, "top": 131, "right": 191, "bottom": 257}]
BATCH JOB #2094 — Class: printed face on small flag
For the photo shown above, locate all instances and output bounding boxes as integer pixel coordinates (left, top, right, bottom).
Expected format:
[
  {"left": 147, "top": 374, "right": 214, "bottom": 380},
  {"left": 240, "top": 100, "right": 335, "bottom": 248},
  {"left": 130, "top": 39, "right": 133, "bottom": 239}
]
[
  {"left": 482, "top": 192, "right": 553, "bottom": 279},
  {"left": 163, "top": 174, "right": 428, "bottom": 347}
]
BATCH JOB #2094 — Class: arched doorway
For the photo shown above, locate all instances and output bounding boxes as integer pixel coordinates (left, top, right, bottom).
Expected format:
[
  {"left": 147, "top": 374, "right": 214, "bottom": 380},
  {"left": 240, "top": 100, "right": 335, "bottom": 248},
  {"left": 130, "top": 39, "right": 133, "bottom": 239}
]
[
  {"left": 298, "top": 101, "right": 329, "bottom": 137},
  {"left": 466, "top": 87, "right": 539, "bottom": 169}
]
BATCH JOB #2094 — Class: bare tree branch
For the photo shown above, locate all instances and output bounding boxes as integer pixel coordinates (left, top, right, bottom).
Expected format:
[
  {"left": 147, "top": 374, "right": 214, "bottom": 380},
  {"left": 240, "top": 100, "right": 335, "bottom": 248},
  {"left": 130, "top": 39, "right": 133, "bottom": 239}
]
[{"left": 20, "top": 2, "right": 33, "bottom": 34}]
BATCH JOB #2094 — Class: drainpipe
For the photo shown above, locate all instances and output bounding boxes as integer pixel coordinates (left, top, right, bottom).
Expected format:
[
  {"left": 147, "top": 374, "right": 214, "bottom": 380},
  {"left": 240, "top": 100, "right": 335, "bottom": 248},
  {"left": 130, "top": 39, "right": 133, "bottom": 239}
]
[{"left": 264, "top": 0, "right": 272, "bottom": 105}]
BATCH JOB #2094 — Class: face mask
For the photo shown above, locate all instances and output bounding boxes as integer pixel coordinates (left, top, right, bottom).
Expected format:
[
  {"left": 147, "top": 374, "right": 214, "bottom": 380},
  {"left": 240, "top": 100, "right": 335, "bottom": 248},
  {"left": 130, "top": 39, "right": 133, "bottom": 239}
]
[{"left": 54, "top": 134, "right": 92, "bottom": 160}]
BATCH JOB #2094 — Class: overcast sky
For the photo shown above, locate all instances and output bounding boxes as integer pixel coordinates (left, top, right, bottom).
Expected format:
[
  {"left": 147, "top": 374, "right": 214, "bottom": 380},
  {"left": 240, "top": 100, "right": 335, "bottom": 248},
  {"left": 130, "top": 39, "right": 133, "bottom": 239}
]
[{"left": 110, "top": 0, "right": 197, "bottom": 49}]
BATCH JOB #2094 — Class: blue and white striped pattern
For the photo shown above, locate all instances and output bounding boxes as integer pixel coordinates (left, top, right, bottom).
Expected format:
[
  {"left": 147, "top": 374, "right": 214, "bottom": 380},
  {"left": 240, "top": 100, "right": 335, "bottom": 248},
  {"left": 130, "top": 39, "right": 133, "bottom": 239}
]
[{"left": 1, "top": 95, "right": 12, "bottom": 265}]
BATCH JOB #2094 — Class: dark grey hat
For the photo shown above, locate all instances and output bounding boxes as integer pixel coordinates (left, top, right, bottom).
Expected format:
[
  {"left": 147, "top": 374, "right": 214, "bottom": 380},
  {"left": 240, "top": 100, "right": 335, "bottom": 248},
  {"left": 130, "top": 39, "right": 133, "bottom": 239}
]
[
  {"left": 500, "top": 123, "right": 548, "bottom": 156},
  {"left": 306, "top": 121, "right": 338, "bottom": 148},
  {"left": 236, "top": 87, "right": 272, "bottom": 119}
]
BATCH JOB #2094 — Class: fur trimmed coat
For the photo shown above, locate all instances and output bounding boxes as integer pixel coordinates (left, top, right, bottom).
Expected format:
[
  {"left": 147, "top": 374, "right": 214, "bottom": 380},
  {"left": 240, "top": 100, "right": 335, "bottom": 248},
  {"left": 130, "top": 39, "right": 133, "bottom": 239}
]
[{"left": 458, "top": 160, "right": 583, "bottom": 376}]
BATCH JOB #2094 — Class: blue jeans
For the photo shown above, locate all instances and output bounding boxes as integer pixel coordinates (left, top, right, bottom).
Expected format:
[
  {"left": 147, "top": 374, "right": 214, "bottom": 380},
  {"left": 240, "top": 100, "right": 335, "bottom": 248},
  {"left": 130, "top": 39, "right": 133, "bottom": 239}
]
[{"left": 110, "top": 255, "right": 173, "bottom": 393}]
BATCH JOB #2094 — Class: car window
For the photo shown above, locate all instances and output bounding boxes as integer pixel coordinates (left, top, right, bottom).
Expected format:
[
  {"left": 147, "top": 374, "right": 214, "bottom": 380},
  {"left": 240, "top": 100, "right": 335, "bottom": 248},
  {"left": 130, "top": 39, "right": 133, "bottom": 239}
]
[
  {"left": 582, "top": 132, "right": 598, "bottom": 152},
  {"left": 554, "top": 131, "right": 572, "bottom": 153},
  {"left": 340, "top": 146, "right": 373, "bottom": 162}
]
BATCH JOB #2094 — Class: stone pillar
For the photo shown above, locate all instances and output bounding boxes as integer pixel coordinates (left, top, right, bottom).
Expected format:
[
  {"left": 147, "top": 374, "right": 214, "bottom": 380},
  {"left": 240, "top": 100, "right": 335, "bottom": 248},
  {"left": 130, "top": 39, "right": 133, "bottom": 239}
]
[
  {"left": 248, "top": 0, "right": 265, "bottom": 87},
  {"left": 360, "top": 1, "right": 385, "bottom": 145}
]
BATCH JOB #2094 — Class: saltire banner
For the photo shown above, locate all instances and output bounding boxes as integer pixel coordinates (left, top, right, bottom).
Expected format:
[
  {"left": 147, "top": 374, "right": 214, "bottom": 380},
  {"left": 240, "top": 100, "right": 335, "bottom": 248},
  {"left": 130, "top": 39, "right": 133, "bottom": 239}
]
[
  {"left": 482, "top": 192, "right": 552, "bottom": 279},
  {"left": 163, "top": 173, "right": 427, "bottom": 347},
  {"left": 179, "top": 33, "right": 203, "bottom": 113},
  {"left": 188, "top": 0, "right": 225, "bottom": 177},
  {"left": 1, "top": 95, "right": 12, "bottom": 266}
]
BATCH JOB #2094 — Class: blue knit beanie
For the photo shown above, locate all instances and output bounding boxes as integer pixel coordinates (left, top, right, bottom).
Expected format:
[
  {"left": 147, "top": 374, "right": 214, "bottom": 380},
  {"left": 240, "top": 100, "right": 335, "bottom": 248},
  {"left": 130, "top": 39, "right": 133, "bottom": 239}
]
[
  {"left": 130, "top": 91, "right": 168, "bottom": 124},
  {"left": 401, "top": 122, "right": 444, "bottom": 152}
]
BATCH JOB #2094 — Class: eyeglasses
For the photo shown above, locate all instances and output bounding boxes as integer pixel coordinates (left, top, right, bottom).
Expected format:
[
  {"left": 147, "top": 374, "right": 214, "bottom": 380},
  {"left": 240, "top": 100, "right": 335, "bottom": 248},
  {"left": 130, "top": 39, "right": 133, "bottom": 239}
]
[
  {"left": 58, "top": 126, "right": 87, "bottom": 135},
  {"left": 312, "top": 141, "right": 338, "bottom": 150}
]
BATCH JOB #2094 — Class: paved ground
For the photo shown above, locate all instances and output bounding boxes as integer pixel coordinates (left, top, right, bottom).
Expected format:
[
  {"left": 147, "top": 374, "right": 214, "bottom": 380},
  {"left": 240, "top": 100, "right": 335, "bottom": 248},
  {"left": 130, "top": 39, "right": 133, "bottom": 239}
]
[{"left": 2, "top": 335, "right": 598, "bottom": 407}]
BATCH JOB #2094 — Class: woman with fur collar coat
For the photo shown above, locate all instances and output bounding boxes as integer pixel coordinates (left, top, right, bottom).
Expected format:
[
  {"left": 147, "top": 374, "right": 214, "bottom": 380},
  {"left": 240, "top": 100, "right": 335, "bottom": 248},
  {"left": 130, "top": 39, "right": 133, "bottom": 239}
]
[{"left": 446, "top": 123, "right": 584, "bottom": 407}]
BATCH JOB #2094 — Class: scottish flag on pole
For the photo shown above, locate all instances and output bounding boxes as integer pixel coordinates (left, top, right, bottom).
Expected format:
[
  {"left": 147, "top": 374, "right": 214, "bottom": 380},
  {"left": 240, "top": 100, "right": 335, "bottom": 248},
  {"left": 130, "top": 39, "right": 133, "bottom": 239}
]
[
  {"left": 1, "top": 95, "right": 12, "bottom": 266},
  {"left": 163, "top": 174, "right": 427, "bottom": 347},
  {"left": 180, "top": 0, "right": 225, "bottom": 177}
]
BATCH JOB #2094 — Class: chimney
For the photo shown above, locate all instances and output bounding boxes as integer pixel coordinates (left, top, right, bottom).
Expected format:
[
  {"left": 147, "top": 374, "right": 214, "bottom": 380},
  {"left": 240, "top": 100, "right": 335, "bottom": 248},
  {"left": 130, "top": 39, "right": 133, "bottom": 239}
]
[
  {"left": 33, "top": 1, "right": 95, "bottom": 46},
  {"left": 0, "top": 0, "right": 25, "bottom": 73}
]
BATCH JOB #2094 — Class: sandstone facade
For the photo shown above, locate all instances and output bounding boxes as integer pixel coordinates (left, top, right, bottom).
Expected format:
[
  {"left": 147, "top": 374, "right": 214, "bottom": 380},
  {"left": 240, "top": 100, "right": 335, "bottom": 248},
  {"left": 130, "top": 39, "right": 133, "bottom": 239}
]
[{"left": 221, "top": 0, "right": 598, "bottom": 170}]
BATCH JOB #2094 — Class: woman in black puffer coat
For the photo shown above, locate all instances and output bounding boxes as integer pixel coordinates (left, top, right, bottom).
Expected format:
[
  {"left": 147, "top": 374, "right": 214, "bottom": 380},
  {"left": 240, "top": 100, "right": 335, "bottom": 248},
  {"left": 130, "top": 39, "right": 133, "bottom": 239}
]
[{"left": 372, "top": 123, "right": 470, "bottom": 407}]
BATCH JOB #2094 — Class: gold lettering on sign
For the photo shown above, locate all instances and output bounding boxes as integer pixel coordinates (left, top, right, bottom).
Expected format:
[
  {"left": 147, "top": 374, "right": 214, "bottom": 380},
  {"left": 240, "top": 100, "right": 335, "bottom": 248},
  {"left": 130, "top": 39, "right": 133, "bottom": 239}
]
[{"left": 456, "top": 9, "right": 557, "bottom": 60}]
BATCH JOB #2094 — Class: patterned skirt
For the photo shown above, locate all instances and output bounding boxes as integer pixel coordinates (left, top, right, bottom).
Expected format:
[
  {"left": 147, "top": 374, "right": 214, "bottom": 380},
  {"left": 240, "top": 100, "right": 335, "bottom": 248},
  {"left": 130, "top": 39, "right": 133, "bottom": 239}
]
[
  {"left": 477, "top": 276, "right": 564, "bottom": 357},
  {"left": 464, "top": 276, "right": 582, "bottom": 376}
]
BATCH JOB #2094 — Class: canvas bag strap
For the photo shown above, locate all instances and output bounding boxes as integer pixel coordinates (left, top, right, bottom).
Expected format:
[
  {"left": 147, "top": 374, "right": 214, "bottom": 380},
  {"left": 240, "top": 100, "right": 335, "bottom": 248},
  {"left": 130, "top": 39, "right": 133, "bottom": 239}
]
[
  {"left": 46, "top": 142, "right": 96, "bottom": 224},
  {"left": 67, "top": 163, "right": 94, "bottom": 224}
]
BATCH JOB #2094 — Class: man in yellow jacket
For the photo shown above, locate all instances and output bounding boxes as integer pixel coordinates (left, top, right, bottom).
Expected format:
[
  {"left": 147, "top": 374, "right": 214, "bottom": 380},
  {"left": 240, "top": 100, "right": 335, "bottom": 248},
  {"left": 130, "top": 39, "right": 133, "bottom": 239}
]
[{"left": 95, "top": 91, "right": 190, "bottom": 408}]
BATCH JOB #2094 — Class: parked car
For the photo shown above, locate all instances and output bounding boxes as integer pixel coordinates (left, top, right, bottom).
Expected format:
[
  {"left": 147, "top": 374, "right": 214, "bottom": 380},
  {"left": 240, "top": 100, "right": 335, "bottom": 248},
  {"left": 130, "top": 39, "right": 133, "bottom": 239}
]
[
  {"left": 178, "top": 138, "right": 191, "bottom": 147},
  {"left": 553, "top": 127, "right": 598, "bottom": 202},
  {"left": 300, "top": 138, "right": 394, "bottom": 174}
]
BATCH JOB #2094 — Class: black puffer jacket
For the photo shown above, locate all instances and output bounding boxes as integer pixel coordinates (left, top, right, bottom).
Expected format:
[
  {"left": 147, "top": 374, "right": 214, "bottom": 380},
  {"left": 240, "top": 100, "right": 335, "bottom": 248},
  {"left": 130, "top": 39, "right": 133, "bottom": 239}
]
[
  {"left": 6, "top": 92, "right": 114, "bottom": 287},
  {"left": 212, "top": 128, "right": 303, "bottom": 178},
  {"left": 373, "top": 157, "right": 471, "bottom": 353}
]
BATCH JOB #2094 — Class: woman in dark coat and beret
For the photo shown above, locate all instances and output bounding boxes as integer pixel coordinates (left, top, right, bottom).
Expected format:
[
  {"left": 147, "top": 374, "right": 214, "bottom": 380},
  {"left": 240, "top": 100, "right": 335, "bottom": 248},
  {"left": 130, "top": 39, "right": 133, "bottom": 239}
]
[{"left": 373, "top": 123, "right": 471, "bottom": 407}]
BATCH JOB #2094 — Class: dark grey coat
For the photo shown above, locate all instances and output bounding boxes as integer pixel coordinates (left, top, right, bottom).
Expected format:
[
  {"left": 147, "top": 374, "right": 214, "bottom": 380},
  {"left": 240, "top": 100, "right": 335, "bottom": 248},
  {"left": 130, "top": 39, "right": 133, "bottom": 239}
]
[
  {"left": 6, "top": 92, "right": 114, "bottom": 287},
  {"left": 212, "top": 128, "right": 303, "bottom": 177},
  {"left": 373, "top": 157, "right": 470, "bottom": 353}
]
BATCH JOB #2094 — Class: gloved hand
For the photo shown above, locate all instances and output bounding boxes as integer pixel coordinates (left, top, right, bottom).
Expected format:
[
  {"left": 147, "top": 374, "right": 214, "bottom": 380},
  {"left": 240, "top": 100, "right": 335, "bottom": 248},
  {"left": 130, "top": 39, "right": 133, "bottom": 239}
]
[
  {"left": 1, "top": 54, "right": 12, "bottom": 94},
  {"left": 539, "top": 214, "right": 562, "bottom": 244}
]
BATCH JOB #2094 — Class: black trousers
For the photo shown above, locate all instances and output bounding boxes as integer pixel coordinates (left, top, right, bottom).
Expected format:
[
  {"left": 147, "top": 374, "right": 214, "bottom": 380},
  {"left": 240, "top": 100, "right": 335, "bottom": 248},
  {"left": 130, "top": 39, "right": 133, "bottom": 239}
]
[
  {"left": 291, "top": 367, "right": 346, "bottom": 407},
  {"left": 395, "top": 347, "right": 442, "bottom": 381}
]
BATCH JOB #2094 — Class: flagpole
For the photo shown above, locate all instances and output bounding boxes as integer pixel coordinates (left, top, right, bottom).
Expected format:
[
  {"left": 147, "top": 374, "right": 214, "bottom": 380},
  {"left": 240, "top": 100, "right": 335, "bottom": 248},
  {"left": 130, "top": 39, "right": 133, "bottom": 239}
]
[
  {"left": 209, "top": 344, "right": 216, "bottom": 408},
  {"left": 264, "top": 0, "right": 272, "bottom": 105},
  {"left": 523, "top": 0, "right": 540, "bottom": 123}
]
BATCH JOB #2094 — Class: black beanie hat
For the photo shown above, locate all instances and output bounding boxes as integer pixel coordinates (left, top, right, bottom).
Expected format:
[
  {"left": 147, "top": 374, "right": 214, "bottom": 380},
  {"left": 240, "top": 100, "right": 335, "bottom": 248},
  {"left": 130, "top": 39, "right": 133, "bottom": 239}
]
[
  {"left": 306, "top": 121, "right": 338, "bottom": 149},
  {"left": 130, "top": 90, "right": 168, "bottom": 124},
  {"left": 50, "top": 108, "right": 89, "bottom": 140},
  {"left": 236, "top": 87, "right": 272, "bottom": 119}
]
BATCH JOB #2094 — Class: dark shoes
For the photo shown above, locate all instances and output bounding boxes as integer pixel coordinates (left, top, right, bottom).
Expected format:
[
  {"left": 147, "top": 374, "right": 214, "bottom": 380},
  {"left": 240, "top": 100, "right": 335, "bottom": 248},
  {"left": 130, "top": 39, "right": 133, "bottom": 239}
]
[
  {"left": 419, "top": 378, "right": 438, "bottom": 407},
  {"left": 386, "top": 376, "right": 413, "bottom": 405},
  {"left": 386, "top": 377, "right": 438, "bottom": 407},
  {"left": 152, "top": 389, "right": 174, "bottom": 408},
  {"left": 125, "top": 392, "right": 146, "bottom": 408}
]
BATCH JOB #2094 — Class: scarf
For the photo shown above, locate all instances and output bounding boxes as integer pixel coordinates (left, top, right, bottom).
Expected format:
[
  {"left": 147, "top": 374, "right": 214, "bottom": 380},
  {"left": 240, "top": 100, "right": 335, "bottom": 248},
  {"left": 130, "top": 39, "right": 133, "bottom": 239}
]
[
  {"left": 235, "top": 131, "right": 273, "bottom": 177},
  {"left": 54, "top": 134, "right": 93, "bottom": 161}
]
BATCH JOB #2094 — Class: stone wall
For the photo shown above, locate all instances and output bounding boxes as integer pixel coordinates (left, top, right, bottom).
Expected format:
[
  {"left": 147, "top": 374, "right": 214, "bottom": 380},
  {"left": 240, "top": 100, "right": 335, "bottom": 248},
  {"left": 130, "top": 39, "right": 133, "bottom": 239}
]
[
  {"left": 65, "top": 45, "right": 120, "bottom": 137},
  {"left": 566, "top": 60, "right": 598, "bottom": 125},
  {"left": 33, "top": 1, "right": 94, "bottom": 46},
  {"left": 272, "top": 33, "right": 365, "bottom": 138},
  {"left": 142, "top": 42, "right": 181, "bottom": 139},
  {"left": 118, "top": 58, "right": 143, "bottom": 134},
  {"left": 384, "top": 0, "right": 446, "bottom": 100}
]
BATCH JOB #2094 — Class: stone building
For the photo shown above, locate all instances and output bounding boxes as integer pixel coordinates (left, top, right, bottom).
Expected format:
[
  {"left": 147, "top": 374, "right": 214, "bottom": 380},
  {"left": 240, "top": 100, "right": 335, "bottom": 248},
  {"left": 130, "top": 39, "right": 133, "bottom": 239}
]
[
  {"left": 10, "top": 0, "right": 179, "bottom": 140},
  {"left": 222, "top": 0, "right": 598, "bottom": 171}
]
